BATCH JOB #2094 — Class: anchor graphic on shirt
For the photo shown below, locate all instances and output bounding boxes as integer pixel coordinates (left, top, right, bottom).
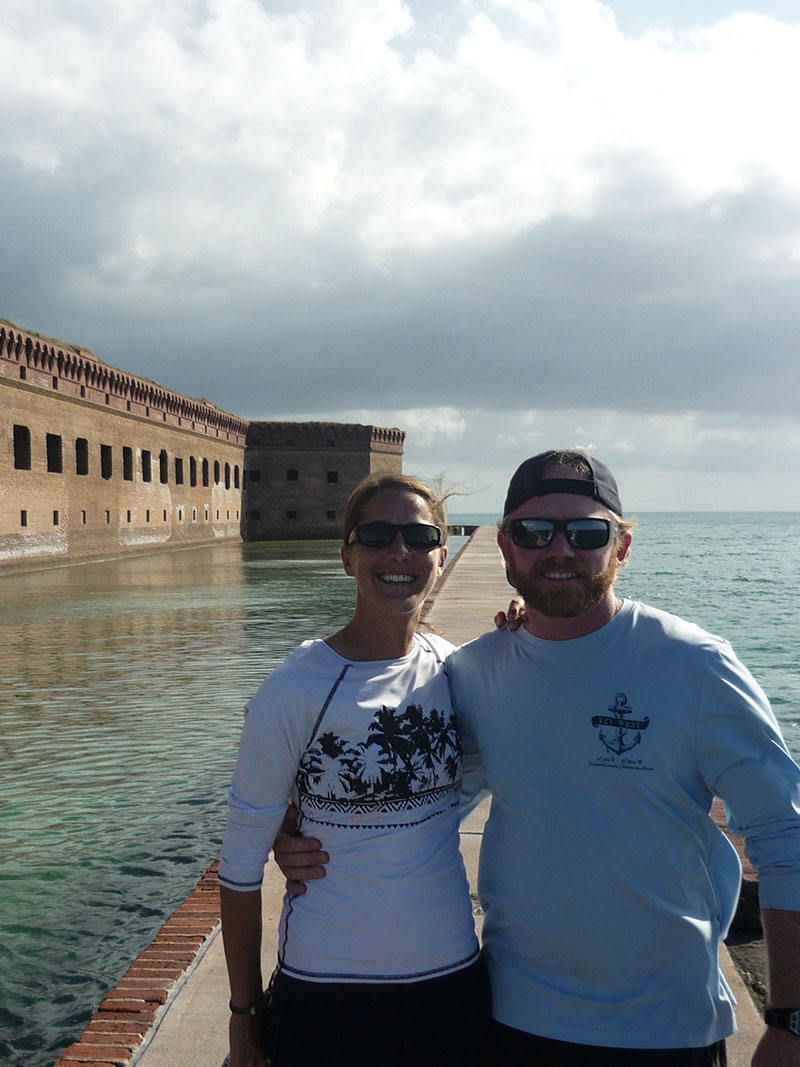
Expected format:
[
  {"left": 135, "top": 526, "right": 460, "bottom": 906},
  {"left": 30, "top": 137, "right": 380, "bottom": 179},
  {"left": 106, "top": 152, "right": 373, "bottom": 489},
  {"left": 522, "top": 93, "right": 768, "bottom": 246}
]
[{"left": 591, "top": 693, "right": 650, "bottom": 756}]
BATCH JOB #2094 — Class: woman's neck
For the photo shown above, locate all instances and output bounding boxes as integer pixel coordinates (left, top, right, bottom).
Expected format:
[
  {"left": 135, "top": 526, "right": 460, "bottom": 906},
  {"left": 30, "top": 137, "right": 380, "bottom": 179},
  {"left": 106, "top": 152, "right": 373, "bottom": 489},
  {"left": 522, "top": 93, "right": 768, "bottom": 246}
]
[{"left": 326, "top": 612, "right": 420, "bottom": 661}]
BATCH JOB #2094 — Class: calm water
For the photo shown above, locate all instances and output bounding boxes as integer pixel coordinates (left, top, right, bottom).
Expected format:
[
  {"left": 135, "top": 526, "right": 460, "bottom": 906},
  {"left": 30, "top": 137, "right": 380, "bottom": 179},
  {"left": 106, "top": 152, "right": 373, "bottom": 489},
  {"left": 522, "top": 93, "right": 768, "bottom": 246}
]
[{"left": 1, "top": 515, "right": 799, "bottom": 1065}]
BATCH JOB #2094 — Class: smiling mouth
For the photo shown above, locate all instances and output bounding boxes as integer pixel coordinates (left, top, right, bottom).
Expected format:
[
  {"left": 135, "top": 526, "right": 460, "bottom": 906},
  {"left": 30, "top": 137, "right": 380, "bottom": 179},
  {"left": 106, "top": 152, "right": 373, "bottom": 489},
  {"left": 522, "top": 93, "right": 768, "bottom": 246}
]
[
  {"left": 379, "top": 573, "right": 416, "bottom": 584},
  {"left": 543, "top": 571, "right": 580, "bottom": 581}
]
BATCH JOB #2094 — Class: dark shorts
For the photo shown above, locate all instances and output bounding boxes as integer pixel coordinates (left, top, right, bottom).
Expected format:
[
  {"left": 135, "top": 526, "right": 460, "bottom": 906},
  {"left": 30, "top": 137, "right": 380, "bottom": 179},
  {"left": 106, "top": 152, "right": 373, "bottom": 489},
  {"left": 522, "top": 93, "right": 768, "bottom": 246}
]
[
  {"left": 268, "top": 958, "right": 491, "bottom": 1067},
  {"left": 490, "top": 1022, "right": 727, "bottom": 1067}
]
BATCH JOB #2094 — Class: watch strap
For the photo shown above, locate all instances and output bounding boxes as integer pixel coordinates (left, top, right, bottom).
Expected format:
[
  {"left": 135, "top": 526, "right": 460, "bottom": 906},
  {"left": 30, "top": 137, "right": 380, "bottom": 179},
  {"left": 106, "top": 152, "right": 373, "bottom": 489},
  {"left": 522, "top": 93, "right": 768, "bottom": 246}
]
[
  {"left": 229, "top": 991, "right": 266, "bottom": 1015},
  {"left": 764, "top": 1007, "right": 800, "bottom": 1035}
]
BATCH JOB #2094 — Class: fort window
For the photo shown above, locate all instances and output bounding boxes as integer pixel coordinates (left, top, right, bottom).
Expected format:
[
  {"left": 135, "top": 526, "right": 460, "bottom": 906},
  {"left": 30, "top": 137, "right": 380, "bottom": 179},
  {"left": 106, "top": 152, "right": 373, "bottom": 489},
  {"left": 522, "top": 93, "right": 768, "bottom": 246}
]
[
  {"left": 19, "top": 366, "right": 27, "bottom": 380},
  {"left": 100, "top": 444, "right": 113, "bottom": 480},
  {"left": 175, "top": 457, "right": 184, "bottom": 485},
  {"left": 80, "top": 385, "right": 85, "bottom": 397},
  {"left": 163, "top": 509, "right": 168, "bottom": 522},
  {"left": 214, "top": 461, "right": 220, "bottom": 485},
  {"left": 13, "top": 425, "right": 32, "bottom": 470},
  {"left": 46, "top": 434, "right": 64, "bottom": 474},
  {"left": 202, "top": 459, "right": 209, "bottom": 487},
  {"left": 81, "top": 511, "right": 87, "bottom": 525},
  {"left": 52, "top": 376, "right": 59, "bottom": 390},
  {"left": 216, "top": 509, "right": 220, "bottom": 520},
  {"left": 105, "top": 510, "right": 110, "bottom": 523},
  {"left": 159, "top": 450, "right": 169, "bottom": 484},
  {"left": 178, "top": 509, "right": 183, "bottom": 522},
  {"left": 20, "top": 510, "right": 27, "bottom": 527},
  {"left": 192, "top": 507, "right": 197, "bottom": 522},
  {"left": 146, "top": 510, "right": 151, "bottom": 523},
  {"left": 286, "top": 468, "right": 298, "bottom": 481},
  {"left": 190, "top": 457, "right": 197, "bottom": 487},
  {"left": 141, "top": 450, "right": 152, "bottom": 482},
  {"left": 123, "top": 447, "right": 133, "bottom": 481},
  {"left": 327, "top": 471, "right": 338, "bottom": 484},
  {"left": 126, "top": 510, "right": 132, "bottom": 523},
  {"left": 225, "top": 463, "right": 231, "bottom": 490},
  {"left": 53, "top": 510, "right": 59, "bottom": 526},
  {"left": 75, "top": 438, "right": 89, "bottom": 475},
  {"left": 234, "top": 466, "right": 240, "bottom": 489},
  {"left": 105, "top": 394, "right": 110, "bottom": 405}
]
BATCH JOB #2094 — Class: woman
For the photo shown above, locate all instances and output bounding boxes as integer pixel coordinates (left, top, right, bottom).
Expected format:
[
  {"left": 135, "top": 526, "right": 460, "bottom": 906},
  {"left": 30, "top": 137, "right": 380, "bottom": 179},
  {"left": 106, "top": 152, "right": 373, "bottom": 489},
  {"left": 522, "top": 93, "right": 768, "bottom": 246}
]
[{"left": 219, "top": 472, "right": 491, "bottom": 1067}]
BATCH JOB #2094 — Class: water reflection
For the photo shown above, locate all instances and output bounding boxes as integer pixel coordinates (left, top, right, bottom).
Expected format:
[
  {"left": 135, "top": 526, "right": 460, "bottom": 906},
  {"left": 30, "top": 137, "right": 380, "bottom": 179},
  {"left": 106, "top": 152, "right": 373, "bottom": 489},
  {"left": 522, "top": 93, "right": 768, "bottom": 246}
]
[{"left": 0, "top": 540, "right": 355, "bottom": 1067}]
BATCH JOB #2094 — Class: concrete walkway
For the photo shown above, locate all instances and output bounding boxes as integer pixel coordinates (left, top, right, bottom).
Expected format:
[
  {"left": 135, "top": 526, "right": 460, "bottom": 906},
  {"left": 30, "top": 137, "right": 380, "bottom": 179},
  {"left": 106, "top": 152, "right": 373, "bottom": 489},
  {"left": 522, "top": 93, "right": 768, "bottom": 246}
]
[{"left": 61, "top": 526, "right": 765, "bottom": 1066}]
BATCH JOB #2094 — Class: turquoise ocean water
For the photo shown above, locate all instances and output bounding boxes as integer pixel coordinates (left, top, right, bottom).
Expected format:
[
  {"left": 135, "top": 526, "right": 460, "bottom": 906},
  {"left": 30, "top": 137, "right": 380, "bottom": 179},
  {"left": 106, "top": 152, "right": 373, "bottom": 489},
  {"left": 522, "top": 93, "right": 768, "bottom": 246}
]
[{"left": 1, "top": 514, "right": 799, "bottom": 1065}]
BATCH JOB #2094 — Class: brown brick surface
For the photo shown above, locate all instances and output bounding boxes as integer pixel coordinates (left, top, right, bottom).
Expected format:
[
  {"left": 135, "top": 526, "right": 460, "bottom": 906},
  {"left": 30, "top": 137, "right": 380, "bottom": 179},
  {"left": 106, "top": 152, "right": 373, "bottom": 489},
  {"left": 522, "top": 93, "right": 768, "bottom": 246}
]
[{"left": 54, "top": 860, "right": 221, "bottom": 1066}]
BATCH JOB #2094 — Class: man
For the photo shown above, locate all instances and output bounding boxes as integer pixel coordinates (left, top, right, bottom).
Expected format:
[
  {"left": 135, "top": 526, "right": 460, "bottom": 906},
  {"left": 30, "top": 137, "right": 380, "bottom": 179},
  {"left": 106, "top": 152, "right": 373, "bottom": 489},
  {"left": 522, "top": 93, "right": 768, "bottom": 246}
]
[{"left": 276, "top": 450, "right": 800, "bottom": 1066}]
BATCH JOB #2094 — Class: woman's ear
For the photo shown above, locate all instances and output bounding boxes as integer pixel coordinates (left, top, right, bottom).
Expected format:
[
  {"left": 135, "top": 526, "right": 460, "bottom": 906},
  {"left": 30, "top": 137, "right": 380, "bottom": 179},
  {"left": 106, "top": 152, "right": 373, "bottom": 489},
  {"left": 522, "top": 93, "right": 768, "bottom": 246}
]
[{"left": 341, "top": 543, "right": 355, "bottom": 576}]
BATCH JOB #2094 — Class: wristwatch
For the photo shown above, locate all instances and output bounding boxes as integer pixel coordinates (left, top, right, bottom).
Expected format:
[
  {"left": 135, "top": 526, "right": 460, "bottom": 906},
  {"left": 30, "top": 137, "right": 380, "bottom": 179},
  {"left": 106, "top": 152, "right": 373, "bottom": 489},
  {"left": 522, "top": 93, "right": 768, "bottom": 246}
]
[
  {"left": 764, "top": 1007, "right": 800, "bottom": 1035},
  {"left": 229, "top": 991, "right": 266, "bottom": 1015}
]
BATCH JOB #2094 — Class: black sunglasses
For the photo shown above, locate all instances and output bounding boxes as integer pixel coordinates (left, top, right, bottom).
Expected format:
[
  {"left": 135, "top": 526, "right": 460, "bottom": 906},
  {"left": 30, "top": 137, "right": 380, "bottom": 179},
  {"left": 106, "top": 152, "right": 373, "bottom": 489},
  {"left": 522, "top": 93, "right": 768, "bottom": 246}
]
[
  {"left": 349, "top": 521, "right": 444, "bottom": 550},
  {"left": 507, "top": 517, "right": 615, "bottom": 550}
]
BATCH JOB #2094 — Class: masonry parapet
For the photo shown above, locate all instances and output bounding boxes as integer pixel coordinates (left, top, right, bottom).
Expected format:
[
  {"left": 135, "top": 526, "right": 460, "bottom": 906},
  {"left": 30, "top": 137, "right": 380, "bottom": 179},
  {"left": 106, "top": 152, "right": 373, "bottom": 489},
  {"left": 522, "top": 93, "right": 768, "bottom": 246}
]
[
  {"left": 0, "top": 321, "right": 248, "bottom": 445},
  {"left": 246, "top": 421, "right": 405, "bottom": 451}
]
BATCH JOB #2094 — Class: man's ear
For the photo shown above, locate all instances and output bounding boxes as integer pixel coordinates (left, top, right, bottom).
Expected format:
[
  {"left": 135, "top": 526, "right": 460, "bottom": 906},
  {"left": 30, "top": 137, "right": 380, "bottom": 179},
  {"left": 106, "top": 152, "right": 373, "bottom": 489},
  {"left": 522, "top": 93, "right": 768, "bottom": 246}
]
[
  {"left": 341, "top": 543, "right": 354, "bottom": 576},
  {"left": 497, "top": 528, "right": 511, "bottom": 563},
  {"left": 617, "top": 530, "right": 633, "bottom": 564},
  {"left": 437, "top": 545, "right": 448, "bottom": 574}
]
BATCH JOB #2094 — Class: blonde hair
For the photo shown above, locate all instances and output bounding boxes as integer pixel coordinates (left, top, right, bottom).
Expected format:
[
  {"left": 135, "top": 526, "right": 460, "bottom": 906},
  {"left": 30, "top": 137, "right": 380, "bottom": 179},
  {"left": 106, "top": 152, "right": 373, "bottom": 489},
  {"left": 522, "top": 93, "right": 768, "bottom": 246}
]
[{"left": 342, "top": 473, "right": 449, "bottom": 545}]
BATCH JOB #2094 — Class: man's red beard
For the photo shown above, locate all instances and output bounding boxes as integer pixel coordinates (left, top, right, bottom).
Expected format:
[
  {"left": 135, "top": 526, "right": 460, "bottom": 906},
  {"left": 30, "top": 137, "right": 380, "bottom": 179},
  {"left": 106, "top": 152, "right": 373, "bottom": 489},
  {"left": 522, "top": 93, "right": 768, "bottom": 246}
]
[{"left": 507, "top": 552, "right": 620, "bottom": 618}]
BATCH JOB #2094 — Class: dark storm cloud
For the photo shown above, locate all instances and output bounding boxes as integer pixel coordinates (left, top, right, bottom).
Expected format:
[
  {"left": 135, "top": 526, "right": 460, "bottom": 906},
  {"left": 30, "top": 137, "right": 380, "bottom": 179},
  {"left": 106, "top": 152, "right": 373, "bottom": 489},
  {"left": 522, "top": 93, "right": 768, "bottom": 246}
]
[{"left": 111, "top": 180, "right": 796, "bottom": 421}]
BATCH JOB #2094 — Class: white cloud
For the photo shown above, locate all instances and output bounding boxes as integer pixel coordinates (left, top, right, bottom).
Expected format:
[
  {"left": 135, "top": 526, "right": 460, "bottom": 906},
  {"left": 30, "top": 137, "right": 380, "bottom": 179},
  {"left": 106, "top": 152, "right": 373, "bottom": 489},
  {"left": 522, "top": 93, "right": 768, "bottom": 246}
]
[
  {"left": 2, "top": 0, "right": 800, "bottom": 510},
  {"left": 337, "top": 406, "right": 467, "bottom": 446},
  {"left": 5, "top": 0, "right": 800, "bottom": 263}
]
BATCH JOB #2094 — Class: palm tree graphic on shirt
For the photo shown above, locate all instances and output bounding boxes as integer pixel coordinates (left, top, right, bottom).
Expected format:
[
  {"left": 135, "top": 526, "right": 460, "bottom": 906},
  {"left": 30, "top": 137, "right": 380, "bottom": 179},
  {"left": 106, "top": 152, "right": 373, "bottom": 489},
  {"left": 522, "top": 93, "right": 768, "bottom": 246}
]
[{"left": 298, "top": 703, "right": 462, "bottom": 803}]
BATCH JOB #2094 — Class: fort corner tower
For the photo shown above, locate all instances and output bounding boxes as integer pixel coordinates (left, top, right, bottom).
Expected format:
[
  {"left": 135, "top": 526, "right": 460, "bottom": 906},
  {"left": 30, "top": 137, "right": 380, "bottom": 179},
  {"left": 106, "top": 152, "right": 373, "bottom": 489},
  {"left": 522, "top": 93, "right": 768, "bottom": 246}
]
[{"left": 243, "top": 421, "right": 405, "bottom": 541}]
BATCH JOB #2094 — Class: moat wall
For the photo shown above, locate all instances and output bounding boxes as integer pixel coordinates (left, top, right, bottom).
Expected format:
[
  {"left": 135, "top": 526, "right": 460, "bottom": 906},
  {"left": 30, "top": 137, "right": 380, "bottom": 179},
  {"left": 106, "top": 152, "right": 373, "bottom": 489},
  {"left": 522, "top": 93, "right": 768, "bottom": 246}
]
[{"left": 1, "top": 321, "right": 404, "bottom": 570}]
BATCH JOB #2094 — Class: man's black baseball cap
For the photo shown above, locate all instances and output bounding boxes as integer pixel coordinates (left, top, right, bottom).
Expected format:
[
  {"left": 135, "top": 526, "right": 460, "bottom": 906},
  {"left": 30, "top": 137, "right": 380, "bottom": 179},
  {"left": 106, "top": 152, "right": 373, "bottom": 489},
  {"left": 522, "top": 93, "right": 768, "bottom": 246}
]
[{"left": 503, "top": 451, "right": 623, "bottom": 517}]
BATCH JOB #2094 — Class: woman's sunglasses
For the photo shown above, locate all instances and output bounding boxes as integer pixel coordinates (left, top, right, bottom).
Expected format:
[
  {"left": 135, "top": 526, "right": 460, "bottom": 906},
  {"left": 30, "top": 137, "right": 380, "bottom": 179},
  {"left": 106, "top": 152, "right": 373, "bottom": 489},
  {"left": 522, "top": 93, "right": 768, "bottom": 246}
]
[
  {"left": 506, "top": 517, "right": 615, "bottom": 550},
  {"left": 349, "top": 521, "right": 444, "bottom": 550}
]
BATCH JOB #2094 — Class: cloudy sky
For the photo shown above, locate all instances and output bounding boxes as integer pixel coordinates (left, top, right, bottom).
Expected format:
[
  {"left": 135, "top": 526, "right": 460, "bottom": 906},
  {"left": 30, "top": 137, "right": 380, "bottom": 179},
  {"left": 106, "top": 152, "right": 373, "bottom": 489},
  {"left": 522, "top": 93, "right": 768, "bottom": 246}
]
[{"left": 3, "top": 0, "right": 799, "bottom": 513}]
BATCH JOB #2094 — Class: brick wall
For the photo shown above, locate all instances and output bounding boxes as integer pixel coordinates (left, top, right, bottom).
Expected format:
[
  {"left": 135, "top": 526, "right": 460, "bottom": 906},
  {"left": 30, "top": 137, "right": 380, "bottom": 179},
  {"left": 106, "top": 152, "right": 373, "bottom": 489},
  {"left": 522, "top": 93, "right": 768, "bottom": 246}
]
[
  {"left": 1, "top": 322, "right": 405, "bottom": 567},
  {"left": 1, "top": 378, "right": 246, "bottom": 567},
  {"left": 243, "top": 421, "right": 405, "bottom": 540}
]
